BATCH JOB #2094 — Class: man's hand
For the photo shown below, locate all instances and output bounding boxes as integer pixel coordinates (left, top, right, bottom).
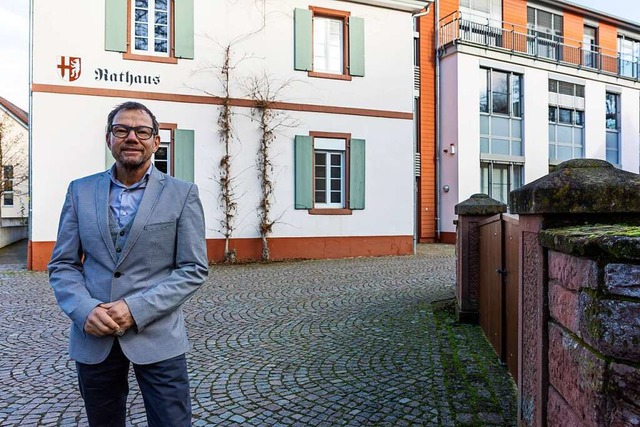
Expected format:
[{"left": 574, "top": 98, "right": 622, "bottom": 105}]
[
  {"left": 101, "top": 300, "right": 135, "bottom": 332},
  {"left": 84, "top": 306, "right": 122, "bottom": 337}
]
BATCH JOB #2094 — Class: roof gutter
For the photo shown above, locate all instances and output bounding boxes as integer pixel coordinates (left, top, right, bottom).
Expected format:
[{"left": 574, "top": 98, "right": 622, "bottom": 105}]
[{"left": 348, "top": 0, "right": 431, "bottom": 13}]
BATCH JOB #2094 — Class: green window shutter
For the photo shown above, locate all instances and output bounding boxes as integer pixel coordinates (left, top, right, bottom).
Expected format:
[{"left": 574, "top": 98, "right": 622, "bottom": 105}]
[
  {"left": 174, "top": 129, "right": 195, "bottom": 182},
  {"left": 105, "top": 144, "right": 115, "bottom": 169},
  {"left": 294, "top": 8, "right": 313, "bottom": 71},
  {"left": 105, "top": 0, "right": 127, "bottom": 52},
  {"left": 348, "top": 17, "right": 365, "bottom": 77},
  {"left": 294, "top": 135, "right": 313, "bottom": 209},
  {"left": 349, "top": 139, "right": 365, "bottom": 209},
  {"left": 174, "top": 0, "right": 194, "bottom": 59}
]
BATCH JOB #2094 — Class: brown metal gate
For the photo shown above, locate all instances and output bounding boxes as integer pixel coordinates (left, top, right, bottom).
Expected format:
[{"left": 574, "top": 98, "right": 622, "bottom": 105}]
[{"left": 478, "top": 213, "right": 520, "bottom": 383}]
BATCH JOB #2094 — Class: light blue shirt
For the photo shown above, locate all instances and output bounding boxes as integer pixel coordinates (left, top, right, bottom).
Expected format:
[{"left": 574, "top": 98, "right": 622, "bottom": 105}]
[{"left": 108, "top": 164, "right": 153, "bottom": 228}]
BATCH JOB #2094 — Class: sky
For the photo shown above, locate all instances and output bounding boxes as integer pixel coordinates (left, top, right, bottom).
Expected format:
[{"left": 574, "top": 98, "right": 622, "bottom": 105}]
[{"left": 0, "top": 0, "right": 639, "bottom": 112}]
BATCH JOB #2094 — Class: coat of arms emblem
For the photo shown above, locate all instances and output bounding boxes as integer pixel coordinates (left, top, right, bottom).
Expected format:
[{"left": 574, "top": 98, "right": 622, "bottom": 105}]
[{"left": 57, "top": 56, "right": 81, "bottom": 82}]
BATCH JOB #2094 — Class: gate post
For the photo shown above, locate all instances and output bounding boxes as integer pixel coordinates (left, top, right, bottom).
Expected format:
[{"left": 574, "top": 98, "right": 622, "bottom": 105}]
[
  {"left": 510, "top": 159, "right": 640, "bottom": 427},
  {"left": 454, "top": 193, "right": 506, "bottom": 323}
]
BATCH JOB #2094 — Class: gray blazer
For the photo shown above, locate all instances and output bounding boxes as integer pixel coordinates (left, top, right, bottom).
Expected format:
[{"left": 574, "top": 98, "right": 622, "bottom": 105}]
[{"left": 48, "top": 167, "right": 209, "bottom": 365}]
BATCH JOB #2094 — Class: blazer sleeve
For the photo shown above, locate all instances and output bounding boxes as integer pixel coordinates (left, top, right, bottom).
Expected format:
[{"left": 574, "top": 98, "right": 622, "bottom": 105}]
[
  {"left": 48, "top": 182, "right": 103, "bottom": 333},
  {"left": 124, "top": 183, "right": 209, "bottom": 331}
]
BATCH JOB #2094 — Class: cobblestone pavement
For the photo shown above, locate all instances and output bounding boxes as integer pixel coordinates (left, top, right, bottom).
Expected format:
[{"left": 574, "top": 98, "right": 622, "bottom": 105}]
[{"left": 0, "top": 244, "right": 517, "bottom": 426}]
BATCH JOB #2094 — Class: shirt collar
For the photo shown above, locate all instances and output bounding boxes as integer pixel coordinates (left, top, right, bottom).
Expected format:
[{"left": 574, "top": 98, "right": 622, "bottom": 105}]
[{"left": 108, "top": 163, "right": 153, "bottom": 189}]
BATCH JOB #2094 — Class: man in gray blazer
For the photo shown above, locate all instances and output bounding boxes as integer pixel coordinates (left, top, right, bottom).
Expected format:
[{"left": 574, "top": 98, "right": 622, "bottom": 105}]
[{"left": 48, "top": 101, "right": 208, "bottom": 427}]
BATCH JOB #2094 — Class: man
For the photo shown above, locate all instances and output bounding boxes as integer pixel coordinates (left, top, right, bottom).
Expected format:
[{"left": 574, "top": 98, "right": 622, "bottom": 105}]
[{"left": 48, "top": 101, "right": 208, "bottom": 427}]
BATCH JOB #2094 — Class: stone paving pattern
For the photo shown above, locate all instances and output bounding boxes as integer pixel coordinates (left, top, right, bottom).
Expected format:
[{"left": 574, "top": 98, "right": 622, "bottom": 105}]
[{"left": 0, "top": 244, "right": 517, "bottom": 426}]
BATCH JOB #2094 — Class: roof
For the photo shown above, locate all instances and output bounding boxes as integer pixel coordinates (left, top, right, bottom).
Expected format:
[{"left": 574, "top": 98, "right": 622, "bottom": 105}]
[
  {"left": 0, "top": 96, "right": 28, "bottom": 128},
  {"left": 347, "top": 0, "right": 431, "bottom": 13},
  {"left": 539, "top": 0, "right": 640, "bottom": 32}
]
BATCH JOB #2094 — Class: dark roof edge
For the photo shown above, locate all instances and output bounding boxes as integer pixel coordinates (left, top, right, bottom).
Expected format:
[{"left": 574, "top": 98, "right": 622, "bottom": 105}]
[{"left": 0, "top": 96, "right": 28, "bottom": 128}]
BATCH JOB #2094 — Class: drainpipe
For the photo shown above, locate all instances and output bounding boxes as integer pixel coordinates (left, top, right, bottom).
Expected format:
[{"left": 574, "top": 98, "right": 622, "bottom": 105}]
[
  {"left": 412, "top": 1, "right": 434, "bottom": 253},
  {"left": 27, "top": 0, "right": 34, "bottom": 269},
  {"left": 435, "top": 0, "right": 441, "bottom": 241}
]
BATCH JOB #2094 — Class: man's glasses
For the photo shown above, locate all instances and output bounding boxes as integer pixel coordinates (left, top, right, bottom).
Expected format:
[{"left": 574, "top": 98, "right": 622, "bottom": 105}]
[{"left": 110, "top": 124, "right": 155, "bottom": 140}]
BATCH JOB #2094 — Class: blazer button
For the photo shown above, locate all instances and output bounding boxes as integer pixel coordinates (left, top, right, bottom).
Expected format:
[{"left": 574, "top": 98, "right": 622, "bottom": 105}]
[
  {"left": 114, "top": 272, "right": 122, "bottom": 278},
  {"left": 119, "top": 231, "right": 125, "bottom": 236},
  {"left": 116, "top": 247, "right": 122, "bottom": 253}
]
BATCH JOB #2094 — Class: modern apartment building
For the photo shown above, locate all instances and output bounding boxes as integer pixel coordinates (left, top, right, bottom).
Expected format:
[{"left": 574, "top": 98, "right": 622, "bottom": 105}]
[
  {"left": 28, "top": 0, "right": 427, "bottom": 270},
  {"left": 416, "top": 0, "right": 640, "bottom": 242}
]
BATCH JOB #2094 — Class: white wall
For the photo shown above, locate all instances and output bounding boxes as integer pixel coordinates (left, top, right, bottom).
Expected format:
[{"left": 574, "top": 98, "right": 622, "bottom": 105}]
[{"left": 522, "top": 68, "right": 549, "bottom": 183}]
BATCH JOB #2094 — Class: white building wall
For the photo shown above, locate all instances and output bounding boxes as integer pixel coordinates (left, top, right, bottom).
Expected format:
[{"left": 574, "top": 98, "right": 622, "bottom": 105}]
[
  {"left": 522, "top": 68, "right": 549, "bottom": 183},
  {"left": 30, "top": 0, "right": 419, "bottom": 247},
  {"left": 584, "top": 80, "right": 606, "bottom": 160}
]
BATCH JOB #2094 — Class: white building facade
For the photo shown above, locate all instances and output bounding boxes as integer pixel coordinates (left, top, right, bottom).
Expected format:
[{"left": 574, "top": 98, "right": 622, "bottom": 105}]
[{"left": 29, "top": 0, "right": 427, "bottom": 270}]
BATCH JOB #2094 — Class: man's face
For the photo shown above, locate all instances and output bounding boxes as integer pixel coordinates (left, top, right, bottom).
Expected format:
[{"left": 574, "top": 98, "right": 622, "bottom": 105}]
[{"left": 106, "top": 109, "right": 160, "bottom": 171}]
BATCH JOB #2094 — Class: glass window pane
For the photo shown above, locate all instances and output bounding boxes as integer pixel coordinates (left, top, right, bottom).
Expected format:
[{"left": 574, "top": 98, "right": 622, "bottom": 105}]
[
  {"left": 330, "top": 154, "right": 341, "bottom": 166},
  {"left": 606, "top": 149, "right": 618, "bottom": 164},
  {"left": 492, "top": 139, "right": 510, "bottom": 155},
  {"left": 559, "top": 108, "right": 572, "bottom": 124},
  {"left": 480, "top": 137, "right": 489, "bottom": 153},
  {"left": 512, "top": 76, "right": 521, "bottom": 117},
  {"left": 155, "top": 40, "right": 167, "bottom": 52},
  {"left": 155, "top": 146, "right": 168, "bottom": 160},
  {"left": 480, "top": 163, "right": 489, "bottom": 195},
  {"left": 330, "top": 192, "right": 341, "bottom": 203},
  {"left": 573, "top": 128, "right": 583, "bottom": 146},
  {"left": 549, "top": 144, "right": 556, "bottom": 159},
  {"left": 135, "top": 37, "right": 148, "bottom": 50},
  {"left": 492, "top": 71, "right": 509, "bottom": 114},
  {"left": 491, "top": 116, "right": 510, "bottom": 137},
  {"left": 557, "top": 146, "right": 572, "bottom": 161},
  {"left": 156, "top": 0, "right": 167, "bottom": 10},
  {"left": 511, "top": 120, "right": 521, "bottom": 138},
  {"left": 511, "top": 141, "right": 522, "bottom": 156},
  {"left": 573, "top": 146, "right": 583, "bottom": 158},
  {"left": 155, "top": 162, "right": 167, "bottom": 173},
  {"left": 548, "top": 106, "right": 557, "bottom": 122},
  {"left": 135, "top": 9, "right": 148, "bottom": 22},
  {"left": 135, "top": 23, "right": 148, "bottom": 37},
  {"left": 330, "top": 166, "right": 340, "bottom": 178},
  {"left": 315, "top": 190, "right": 326, "bottom": 203},
  {"left": 315, "top": 178, "right": 326, "bottom": 191},
  {"left": 315, "top": 166, "right": 325, "bottom": 178},
  {"left": 606, "top": 93, "right": 618, "bottom": 129},
  {"left": 557, "top": 125, "right": 572, "bottom": 143},
  {"left": 156, "top": 12, "right": 167, "bottom": 25},
  {"left": 548, "top": 79, "right": 557, "bottom": 93},
  {"left": 155, "top": 25, "right": 167, "bottom": 38},
  {"left": 479, "top": 69, "right": 489, "bottom": 113},
  {"left": 606, "top": 132, "right": 619, "bottom": 149},
  {"left": 330, "top": 179, "right": 341, "bottom": 191},
  {"left": 549, "top": 124, "right": 556, "bottom": 142},
  {"left": 574, "top": 111, "right": 584, "bottom": 126},
  {"left": 480, "top": 115, "right": 489, "bottom": 134},
  {"left": 512, "top": 165, "right": 523, "bottom": 190},
  {"left": 136, "top": 0, "right": 148, "bottom": 7}
]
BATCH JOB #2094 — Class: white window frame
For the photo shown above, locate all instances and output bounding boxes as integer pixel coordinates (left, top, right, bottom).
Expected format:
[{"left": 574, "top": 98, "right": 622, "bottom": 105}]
[
  {"left": 131, "top": 0, "right": 171, "bottom": 57},
  {"left": 313, "top": 16, "right": 344, "bottom": 75},
  {"left": 314, "top": 138, "right": 346, "bottom": 208},
  {"left": 3, "top": 165, "right": 13, "bottom": 206}
]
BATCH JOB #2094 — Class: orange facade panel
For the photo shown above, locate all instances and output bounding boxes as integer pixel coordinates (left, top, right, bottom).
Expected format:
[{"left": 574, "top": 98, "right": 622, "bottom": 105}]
[
  {"left": 563, "top": 11, "right": 583, "bottom": 66},
  {"left": 502, "top": 0, "right": 527, "bottom": 52},
  {"left": 599, "top": 22, "right": 618, "bottom": 73}
]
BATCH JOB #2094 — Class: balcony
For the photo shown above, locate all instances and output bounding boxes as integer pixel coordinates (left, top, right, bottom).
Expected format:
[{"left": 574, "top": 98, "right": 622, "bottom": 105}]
[{"left": 439, "top": 11, "right": 640, "bottom": 81}]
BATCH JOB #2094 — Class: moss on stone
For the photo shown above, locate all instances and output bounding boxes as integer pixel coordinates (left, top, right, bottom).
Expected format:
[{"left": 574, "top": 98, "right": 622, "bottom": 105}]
[{"left": 540, "top": 224, "right": 640, "bottom": 261}]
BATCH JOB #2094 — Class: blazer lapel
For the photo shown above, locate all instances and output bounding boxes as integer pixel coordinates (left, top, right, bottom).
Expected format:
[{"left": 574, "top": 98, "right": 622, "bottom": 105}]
[
  {"left": 96, "top": 173, "right": 118, "bottom": 264},
  {"left": 115, "top": 168, "right": 165, "bottom": 267}
]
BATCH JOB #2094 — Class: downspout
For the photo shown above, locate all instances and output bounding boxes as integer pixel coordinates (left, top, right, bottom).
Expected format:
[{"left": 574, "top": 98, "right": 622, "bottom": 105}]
[
  {"left": 435, "top": 0, "right": 441, "bottom": 241},
  {"left": 412, "top": 1, "right": 433, "bottom": 253},
  {"left": 27, "top": 0, "right": 34, "bottom": 269}
]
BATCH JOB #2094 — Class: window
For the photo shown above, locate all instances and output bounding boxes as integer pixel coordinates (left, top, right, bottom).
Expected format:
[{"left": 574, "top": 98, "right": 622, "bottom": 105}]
[
  {"left": 132, "top": 0, "right": 170, "bottom": 57},
  {"left": 583, "top": 26, "right": 598, "bottom": 68},
  {"left": 294, "top": 133, "right": 365, "bottom": 213},
  {"left": 314, "top": 139, "right": 345, "bottom": 207},
  {"left": 105, "top": 0, "right": 194, "bottom": 62},
  {"left": 3, "top": 165, "right": 13, "bottom": 206},
  {"left": 294, "top": 7, "right": 364, "bottom": 79},
  {"left": 618, "top": 35, "right": 640, "bottom": 78},
  {"left": 458, "top": 0, "right": 503, "bottom": 46},
  {"left": 548, "top": 80, "right": 585, "bottom": 163},
  {"left": 479, "top": 67, "right": 523, "bottom": 202},
  {"left": 527, "top": 7, "right": 563, "bottom": 60},
  {"left": 479, "top": 68, "right": 523, "bottom": 156},
  {"left": 153, "top": 127, "right": 173, "bottom": 175},
  {"left": 480, "top": 162, "right": 522, "bottom": 205},
  {"left": 606, "top": 92, "right": 620, "bottom": 164}
]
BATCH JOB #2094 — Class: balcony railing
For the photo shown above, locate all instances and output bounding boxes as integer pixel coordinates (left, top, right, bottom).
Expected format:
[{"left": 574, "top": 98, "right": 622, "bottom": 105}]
[{"left": 439, "top": 11, "right": 640, "bottom": 81}]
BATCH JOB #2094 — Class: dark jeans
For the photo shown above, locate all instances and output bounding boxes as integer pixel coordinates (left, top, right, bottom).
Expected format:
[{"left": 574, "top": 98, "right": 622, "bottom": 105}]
[{"left": 76, "top": 340, "right": 191, "bottom": 427}]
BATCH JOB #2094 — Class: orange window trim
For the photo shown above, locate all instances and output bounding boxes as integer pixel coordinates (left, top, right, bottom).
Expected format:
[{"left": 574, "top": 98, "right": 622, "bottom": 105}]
[
  {"left": 309, "top": 6, "right": 351, "bottom": 79},
  {"left": 309, "top": 131, "right": 352, "bottom": 215},
  {"left": 124, "top": 0, "right": 178, "bottom": 64}
]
